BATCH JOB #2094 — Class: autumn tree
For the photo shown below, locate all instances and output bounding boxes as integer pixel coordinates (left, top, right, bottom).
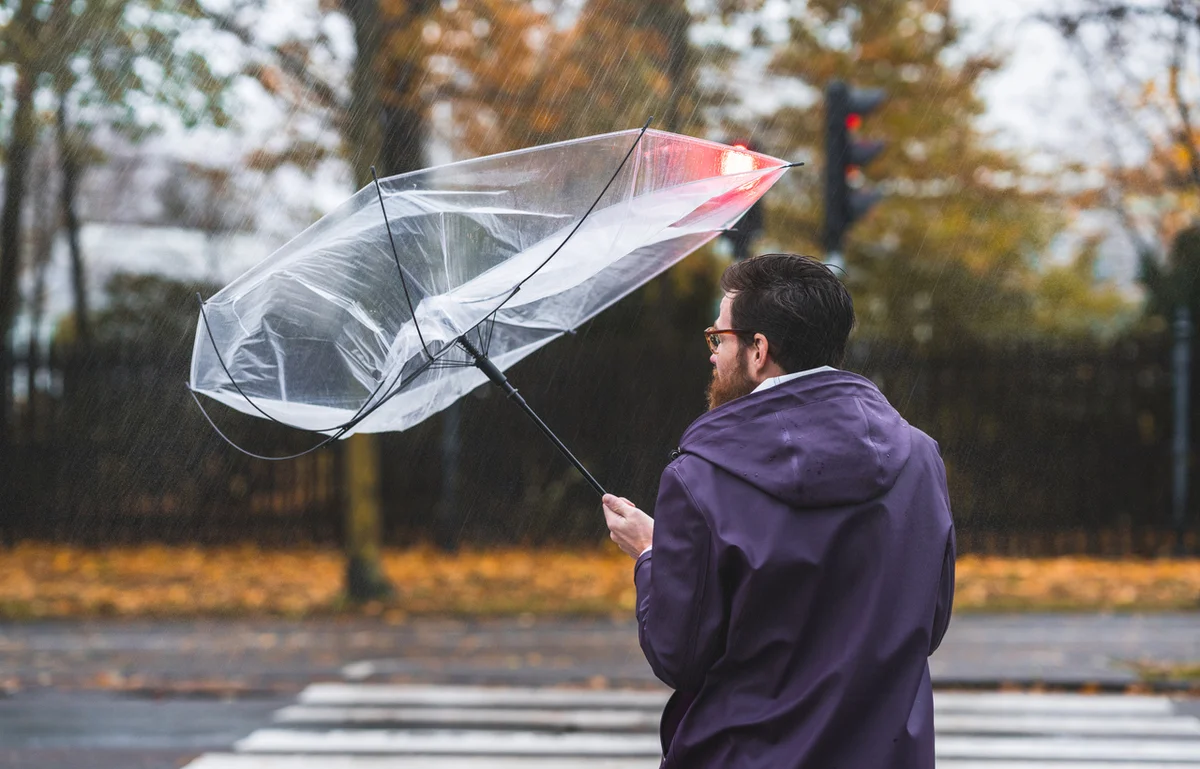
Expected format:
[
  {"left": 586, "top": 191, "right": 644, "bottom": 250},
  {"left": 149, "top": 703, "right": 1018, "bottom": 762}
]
[
  {"left": 775, "top": 0, "right": 1055, "bottom": 342},
  {"left": 158, "top": 164, "right": 247, "bottom": 282},
  {"left": 712, "top": 0, "right": 1056, "bottom": 347},
  {"left": 1030, "top": 238, "right": 1136, "bottom": 338},
  {"left": 194, "top": 0, "right": 717, "bottom": 583},
  {"left": 0, "top": 0, "right": 230, "bottom": 446},
  {"left": 438, "top": 0, "right": 701, "bottom": 154},
  {"left": 1041, "top": 0, "right": 1200, "bottom": 326},
  {"left": 192, "top": 0, "right": 450, "bottom": 598}
]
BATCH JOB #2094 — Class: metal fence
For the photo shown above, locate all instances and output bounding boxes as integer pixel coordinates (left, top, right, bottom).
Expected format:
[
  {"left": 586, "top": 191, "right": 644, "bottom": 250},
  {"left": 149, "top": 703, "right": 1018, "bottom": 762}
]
[
  {"left": 0, "top": 332, "right": 1196, "bottom": 554},
  {"left": 1, "top": 343, "right": 342, "bottom": 546}
]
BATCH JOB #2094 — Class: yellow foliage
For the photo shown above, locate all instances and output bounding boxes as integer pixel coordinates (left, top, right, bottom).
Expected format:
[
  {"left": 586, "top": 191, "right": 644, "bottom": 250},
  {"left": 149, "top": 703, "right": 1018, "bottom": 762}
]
[
  {"left": 954, "top": 556, "right": 1200, "bottom": 612},
  {"left": 0, "top": 545, "right": 1198, "bottom": 618}
]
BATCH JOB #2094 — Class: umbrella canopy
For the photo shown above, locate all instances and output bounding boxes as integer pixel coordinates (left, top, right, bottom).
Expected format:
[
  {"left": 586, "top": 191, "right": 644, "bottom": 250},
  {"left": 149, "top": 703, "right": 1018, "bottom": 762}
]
[{"left": 190, "top": 128, "right": 793, "bottom": 438}]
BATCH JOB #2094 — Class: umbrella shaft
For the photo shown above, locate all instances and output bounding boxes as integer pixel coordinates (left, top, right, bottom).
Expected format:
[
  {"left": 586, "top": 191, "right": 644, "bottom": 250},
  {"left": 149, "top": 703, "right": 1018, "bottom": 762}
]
[{"left": 457, "top": 337, "right": 606, "bottom": 497}]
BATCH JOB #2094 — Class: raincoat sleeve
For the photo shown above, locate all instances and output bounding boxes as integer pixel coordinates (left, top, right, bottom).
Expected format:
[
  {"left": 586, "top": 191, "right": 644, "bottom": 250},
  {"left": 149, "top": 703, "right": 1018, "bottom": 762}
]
[
  {"left": 929, "top": 526, "right": 956, "bottom": 654},
  {"left": 633, "top": 462, "right": 726, "bottom": 692}
]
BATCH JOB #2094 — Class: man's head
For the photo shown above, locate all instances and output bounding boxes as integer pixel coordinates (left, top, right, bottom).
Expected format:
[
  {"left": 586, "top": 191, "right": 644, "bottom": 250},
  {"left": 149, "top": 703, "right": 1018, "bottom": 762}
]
[{"left": 706, "top": 254, "right": 855, "bottom": 410}]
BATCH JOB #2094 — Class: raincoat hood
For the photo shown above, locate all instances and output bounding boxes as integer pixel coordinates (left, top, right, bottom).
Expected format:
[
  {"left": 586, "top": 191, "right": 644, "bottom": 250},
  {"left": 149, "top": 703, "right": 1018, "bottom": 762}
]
[{"left": 678, "top": 369, "right": 912, "bottom": 508}]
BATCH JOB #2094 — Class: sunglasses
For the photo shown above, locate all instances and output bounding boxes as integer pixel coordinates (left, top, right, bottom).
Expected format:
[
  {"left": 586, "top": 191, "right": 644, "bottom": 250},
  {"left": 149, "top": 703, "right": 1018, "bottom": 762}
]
[{"left": 704, "top": 326, "right": 752, "bottom": 354}]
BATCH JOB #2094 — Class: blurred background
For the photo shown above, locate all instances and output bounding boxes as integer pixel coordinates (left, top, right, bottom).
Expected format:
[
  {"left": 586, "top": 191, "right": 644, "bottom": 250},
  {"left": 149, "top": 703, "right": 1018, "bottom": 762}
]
[
  {"left": 1, "top": 1, "right": 1200, "bottom": 767},
  {"left": 3, "top": 0, "right": 1199, "bottom": 562}
]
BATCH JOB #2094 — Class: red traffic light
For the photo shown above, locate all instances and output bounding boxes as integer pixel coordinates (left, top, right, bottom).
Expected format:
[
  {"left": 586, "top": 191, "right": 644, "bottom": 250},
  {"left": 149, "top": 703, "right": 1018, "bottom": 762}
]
[{"left": 846, "top": 113, "right": 862, "bottom": 131}]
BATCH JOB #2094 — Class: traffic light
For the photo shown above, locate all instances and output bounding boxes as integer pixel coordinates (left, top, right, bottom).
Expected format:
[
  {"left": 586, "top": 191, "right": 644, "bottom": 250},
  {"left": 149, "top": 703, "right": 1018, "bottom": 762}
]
[
  {"left": 823, "top": 80, "right": 886, "bottom": 263},
  {"left": 720, "top": 140, "right": 764, "bottom": 261}
]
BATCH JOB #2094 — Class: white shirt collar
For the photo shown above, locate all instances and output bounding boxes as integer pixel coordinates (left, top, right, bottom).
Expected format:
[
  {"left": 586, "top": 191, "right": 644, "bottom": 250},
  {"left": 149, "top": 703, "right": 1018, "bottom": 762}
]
[
  {"left": 752, "top": 366, "right": 837, "bottom": 394},
  {"left": 640, "top": 366, "right": 835, "bottom": 560}
]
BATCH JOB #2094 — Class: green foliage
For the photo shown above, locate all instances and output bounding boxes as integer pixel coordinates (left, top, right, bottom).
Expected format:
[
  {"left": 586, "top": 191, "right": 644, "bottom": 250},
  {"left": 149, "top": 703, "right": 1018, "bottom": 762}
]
[
  {"left": 1, "top": 0, "right": 234, "bottom": 138},
  {"left": 1031, "top": 240, "right": 1137, "bottom": 338}
]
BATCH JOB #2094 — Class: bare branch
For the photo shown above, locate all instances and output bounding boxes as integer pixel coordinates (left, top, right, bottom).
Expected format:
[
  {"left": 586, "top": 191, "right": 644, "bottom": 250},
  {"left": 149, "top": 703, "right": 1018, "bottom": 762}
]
[
  {"left": 1036, "top": 2, "right": 1200, "bottom": 32},
  {"left": 181, "top": 0, "right": 345, "bottom": 113},
  {"left": 1057, "top": 31, "right": 1162, "bottom": 258},
  {"left": 1168, "top": 9, "right": 1200, "bottom": 188}
]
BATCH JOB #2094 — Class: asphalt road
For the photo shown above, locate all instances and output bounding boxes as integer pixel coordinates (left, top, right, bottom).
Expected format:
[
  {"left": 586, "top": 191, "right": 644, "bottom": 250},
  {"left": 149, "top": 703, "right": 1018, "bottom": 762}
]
[
  {"left": 0, "top": 614, "right": 1197, "bottom": 769},
  {"left": 0, "top": 690, "right": 285, "bottom": 769},
  {"left": 2, "top": 613, "right": 1198, "bottom": 692}
]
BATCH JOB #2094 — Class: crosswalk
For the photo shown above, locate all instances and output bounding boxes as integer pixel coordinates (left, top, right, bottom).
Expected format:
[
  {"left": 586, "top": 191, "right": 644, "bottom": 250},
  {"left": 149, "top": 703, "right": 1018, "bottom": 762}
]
[{"left": 184, "top": 684, "right": 1200, "bottom": 768}]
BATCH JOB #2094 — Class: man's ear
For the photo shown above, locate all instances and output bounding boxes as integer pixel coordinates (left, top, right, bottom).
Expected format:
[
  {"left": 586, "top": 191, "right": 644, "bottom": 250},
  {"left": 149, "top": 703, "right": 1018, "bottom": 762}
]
[{"left": 752, "top": 333, "right": 770, "bottom": 369}]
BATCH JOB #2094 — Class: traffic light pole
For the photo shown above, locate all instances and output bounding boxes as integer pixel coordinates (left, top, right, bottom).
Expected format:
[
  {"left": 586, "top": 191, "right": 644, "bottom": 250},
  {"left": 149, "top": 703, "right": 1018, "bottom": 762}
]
[
  {"left": 823, "top": 80, "right": 885, "bottom": 267},
  {"left": 823, "top": 81, "right": 851, "bottom": 256},
  {"left": 1174, "top": 305, "right": 1192, "bottom": 556}
]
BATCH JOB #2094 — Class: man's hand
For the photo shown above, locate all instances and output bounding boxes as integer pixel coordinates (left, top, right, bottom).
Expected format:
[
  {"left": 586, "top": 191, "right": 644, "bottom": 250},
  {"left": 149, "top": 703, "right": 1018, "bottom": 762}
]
[{"left": 603, "top": 494, "right": 654, "bottom": 559}]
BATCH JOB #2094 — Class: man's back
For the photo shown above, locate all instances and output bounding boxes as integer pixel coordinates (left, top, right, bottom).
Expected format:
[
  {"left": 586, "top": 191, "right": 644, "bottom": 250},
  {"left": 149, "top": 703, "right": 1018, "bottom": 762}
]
[{"left": 634, "top": 369, "right": 955, "bottom": 769}]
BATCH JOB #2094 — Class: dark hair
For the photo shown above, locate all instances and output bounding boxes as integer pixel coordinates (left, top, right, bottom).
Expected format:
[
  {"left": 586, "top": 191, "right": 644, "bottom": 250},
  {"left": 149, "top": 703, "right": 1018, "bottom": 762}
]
[{"left": 719, "top": 253, "right": 855, "bottom": 372}]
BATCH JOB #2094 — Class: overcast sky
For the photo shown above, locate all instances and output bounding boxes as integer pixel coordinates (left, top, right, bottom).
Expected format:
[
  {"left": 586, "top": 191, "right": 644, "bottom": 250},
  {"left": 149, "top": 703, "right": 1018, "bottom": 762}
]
[{"left": 954, "top": 0, "right": 1115, "bottom": 165}]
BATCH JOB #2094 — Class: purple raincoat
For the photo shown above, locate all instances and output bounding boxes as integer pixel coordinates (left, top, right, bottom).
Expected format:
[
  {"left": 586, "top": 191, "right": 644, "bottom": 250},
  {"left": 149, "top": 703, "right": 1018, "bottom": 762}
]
[{"left": 635, "top": 369, "right": 955, "bottom": 768}]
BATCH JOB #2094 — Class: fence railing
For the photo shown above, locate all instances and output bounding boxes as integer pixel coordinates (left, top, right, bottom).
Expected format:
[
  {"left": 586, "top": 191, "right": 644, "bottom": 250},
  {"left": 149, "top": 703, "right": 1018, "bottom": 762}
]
[{"left": 1, "top": 333, "right": 1196, "bottom": 555}]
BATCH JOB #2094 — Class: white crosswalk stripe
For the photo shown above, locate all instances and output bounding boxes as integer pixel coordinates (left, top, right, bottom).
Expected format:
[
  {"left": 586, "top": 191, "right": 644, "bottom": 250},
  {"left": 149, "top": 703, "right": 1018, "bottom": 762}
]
[{"left": 183, "top": 684, "right": 1200, "bottom": 768}]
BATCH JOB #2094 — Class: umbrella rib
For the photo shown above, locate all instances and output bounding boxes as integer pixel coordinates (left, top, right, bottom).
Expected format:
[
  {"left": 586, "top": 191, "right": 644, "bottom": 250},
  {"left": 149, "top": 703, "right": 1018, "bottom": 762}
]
[
  {"left": 484, "top": 311, "right": 498, "bottom": 356},
  {"left": 457, "top": 334, "right": 605, "bottom": 497},
  {"left": 193, "top": 293, "right": 402, "bottom": 434},
  {"left": 187, "top": 353, "right": 443, "bottom": 461},
  {"left": 193, "top": 292, "right": 463, "bottom": 439},
  {"left": 186, "top": 386, "right": 349, "bottom": 461},
  {"left": 489, "top": 116, "right": 654, "bottom": 316},
  {"left": 371, "top": 166, "right": 432, "bottom": 360}
]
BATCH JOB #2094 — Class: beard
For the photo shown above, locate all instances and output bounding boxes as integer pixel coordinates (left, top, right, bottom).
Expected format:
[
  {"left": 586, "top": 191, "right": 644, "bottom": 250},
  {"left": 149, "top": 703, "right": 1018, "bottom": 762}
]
[{"left": 706, "top": 353, "right": 757, "bottom": 411}]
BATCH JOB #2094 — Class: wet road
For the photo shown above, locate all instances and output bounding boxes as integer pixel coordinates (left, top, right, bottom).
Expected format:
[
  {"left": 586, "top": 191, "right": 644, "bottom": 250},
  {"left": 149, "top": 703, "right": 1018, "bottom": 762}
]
[
  {"left": 3, "top": 613, "right": 1199, "bottom": 693},
  {"left": 0, "top": 614, "right": 1197, "bottom": 768},
  {"left": 0, "top": 690, "right": 285, "bottom": 769}
]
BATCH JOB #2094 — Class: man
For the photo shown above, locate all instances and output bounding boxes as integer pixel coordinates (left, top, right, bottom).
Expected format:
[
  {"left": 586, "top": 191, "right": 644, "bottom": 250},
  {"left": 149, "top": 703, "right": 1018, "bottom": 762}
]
[{"left": 603, "top": 254, "right": 955, "bottom": 769}]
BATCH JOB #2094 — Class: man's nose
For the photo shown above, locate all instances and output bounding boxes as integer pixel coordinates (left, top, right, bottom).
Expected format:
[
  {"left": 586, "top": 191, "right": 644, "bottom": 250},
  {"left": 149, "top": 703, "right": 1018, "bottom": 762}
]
[{"left": 710, "top": 353, "right": 718, "bottom": 366}]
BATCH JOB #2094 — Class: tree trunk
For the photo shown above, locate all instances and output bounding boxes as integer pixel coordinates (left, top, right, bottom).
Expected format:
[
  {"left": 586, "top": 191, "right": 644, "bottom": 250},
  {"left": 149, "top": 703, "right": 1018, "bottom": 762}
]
[
  {"left": 342, "top": 0, "right": 385, "bottom": 186},
  {"left": 57, "top": 98, "right": 90, "bottom": 347},
  {"left": 0, "top": 66, "right": 37, "bottom": 449},
  {"left": 337, "top": 0, "right": 437, "bottom": 600},
  {"left": 434, "top": 402, "right": 461, "bottom": 551},
  {"left": 342, "top": 426, "right": 392, "bottom": 600},
  {"left": 25, "top": 246, "right": 50, "bottom": 441},
  {"left": 339, "top": 0, "right": 395, "bottom": 603},
  {"left": 654, "top": 1, "right": 694, "bottom": 133},
  {"left": 24, "top": 138, "right": 57, "bottom": 442},
  {"left": 377, "top": 16, "right": 430, "bottom": 179},
  {"left": 24, "top": 329, "right": 37, "bottom": 439}
]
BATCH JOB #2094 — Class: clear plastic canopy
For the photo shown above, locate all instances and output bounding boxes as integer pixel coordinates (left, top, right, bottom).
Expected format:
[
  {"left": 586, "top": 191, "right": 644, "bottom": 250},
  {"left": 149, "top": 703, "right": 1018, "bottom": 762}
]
[{"left": 190, "top": 128, "right": 791, "bottom": 436}]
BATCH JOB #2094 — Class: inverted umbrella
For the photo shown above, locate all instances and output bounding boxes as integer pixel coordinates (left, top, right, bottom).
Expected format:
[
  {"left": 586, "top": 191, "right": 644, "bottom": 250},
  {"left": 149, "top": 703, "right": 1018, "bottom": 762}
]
[{"left": 190, "top": 125, "right": 796, "bottom": 494}]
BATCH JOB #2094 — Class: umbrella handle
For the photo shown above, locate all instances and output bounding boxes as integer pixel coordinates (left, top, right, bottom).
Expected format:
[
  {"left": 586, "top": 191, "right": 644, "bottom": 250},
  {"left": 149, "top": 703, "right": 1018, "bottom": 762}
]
[{"left": 457, "top": 335, "right": 607, "bottom": 497}]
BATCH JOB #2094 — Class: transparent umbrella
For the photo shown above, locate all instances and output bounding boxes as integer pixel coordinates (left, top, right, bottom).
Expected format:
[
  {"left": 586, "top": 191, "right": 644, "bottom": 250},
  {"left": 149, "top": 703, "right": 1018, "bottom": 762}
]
[{"left": 189, "top": 125, "right": 796, "bottom": 493}]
